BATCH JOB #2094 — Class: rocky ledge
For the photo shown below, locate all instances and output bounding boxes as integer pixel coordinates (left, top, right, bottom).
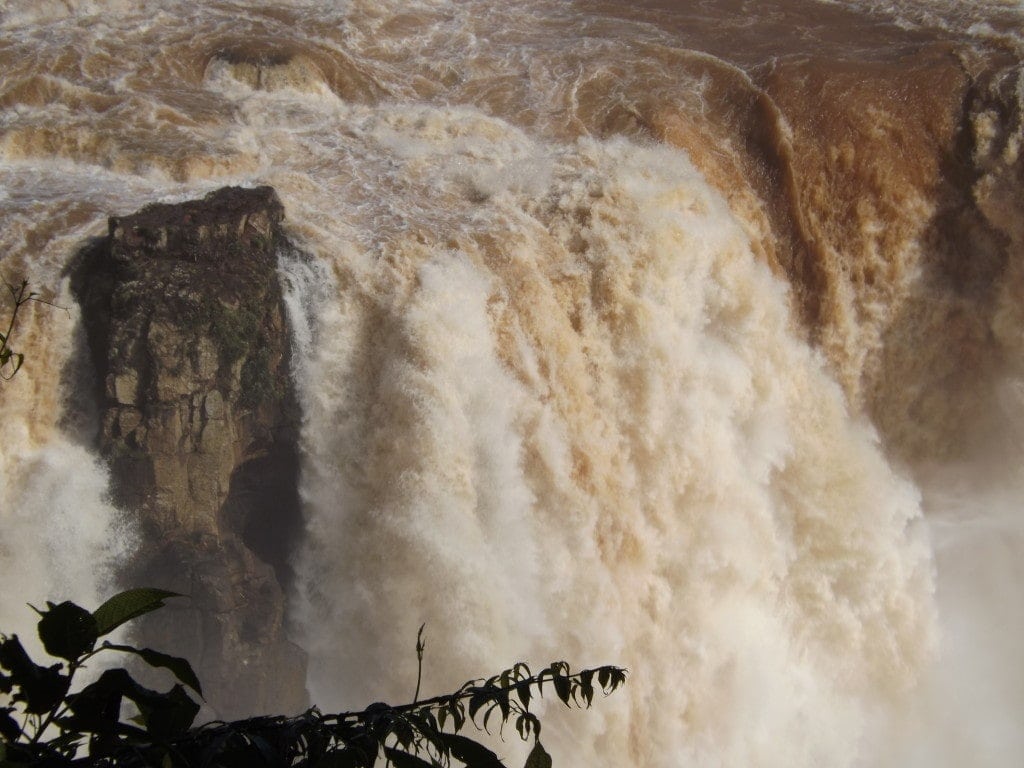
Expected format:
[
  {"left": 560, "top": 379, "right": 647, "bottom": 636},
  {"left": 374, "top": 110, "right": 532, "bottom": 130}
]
[{"left": 71, "top": 186, "right": 307, "bottom": 719}]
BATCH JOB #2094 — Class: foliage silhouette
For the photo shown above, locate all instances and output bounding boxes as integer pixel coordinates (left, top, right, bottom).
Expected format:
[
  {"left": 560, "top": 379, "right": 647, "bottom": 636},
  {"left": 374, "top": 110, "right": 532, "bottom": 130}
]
[
  {"left": 0, "top": 277, "right": 64, "bottom": 380},
  {"left": 1, "top": 278, "right": 37, "bottom": 380},
  {"left": 1, "top": 591, "right": 626, "bottom": 767}
]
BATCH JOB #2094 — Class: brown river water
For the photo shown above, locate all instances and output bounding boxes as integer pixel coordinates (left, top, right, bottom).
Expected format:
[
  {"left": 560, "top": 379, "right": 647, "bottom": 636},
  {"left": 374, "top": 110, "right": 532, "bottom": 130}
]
[{"left": 1, "top": 0, "right": 1022, "bottom": 765}]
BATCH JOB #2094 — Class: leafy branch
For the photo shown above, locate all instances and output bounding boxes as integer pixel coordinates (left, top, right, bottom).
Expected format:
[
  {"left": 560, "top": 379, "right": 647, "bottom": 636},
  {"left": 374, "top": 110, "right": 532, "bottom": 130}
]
[
  {"left": 0, "top": 277, "right": 65, "bottom": 380},
  {"left": 1, "top": 589, "right": 199, "bottom": 766},
  {"left": 1, "top": 591, "right": 626, "bottom": 768}
]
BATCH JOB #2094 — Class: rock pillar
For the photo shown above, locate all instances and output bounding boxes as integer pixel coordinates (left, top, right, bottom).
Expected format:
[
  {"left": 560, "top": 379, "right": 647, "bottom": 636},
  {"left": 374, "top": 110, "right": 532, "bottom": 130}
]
[{"left": 71, "top": 186, "right": 308, "bottom": 718}]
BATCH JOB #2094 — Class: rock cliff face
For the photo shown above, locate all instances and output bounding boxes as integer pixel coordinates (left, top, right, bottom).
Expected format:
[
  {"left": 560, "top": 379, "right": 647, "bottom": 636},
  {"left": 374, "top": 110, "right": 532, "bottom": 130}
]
[{"left": 71, "top": 186, "right": 307, "bottom": 719}]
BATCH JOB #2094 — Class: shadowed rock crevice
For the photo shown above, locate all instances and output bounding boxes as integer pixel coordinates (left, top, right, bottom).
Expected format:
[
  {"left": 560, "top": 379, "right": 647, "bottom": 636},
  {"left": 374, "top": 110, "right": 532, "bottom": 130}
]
[
  {"left": 68, "top": 185, "right": 307, "bottom": 719},
  {"left": 220, "top": 446, "right": 302, "bottom": 587}
]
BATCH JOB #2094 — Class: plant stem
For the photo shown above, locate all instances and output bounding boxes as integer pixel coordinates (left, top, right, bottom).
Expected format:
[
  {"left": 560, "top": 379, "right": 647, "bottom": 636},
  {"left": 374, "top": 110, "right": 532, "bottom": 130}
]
[
  {"left": 0, "top": 279, "right": 31, "bottom": 380},
  {"left": 28, "top": 661, "right": 78, "bottom": 745},
  {"left": 413, "top": 623, "right": 426, "bottom": 704},
  {"left": 0, "top": 277, "right": 67, "bottom": 380}
]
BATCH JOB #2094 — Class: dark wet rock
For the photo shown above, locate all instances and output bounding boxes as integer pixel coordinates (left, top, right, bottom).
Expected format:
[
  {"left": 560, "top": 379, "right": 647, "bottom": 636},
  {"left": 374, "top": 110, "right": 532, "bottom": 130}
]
[
  {"left": 208, "top": 44, "right": 328, "bottom": 94},
  {"left": 203, "top": 41, "right": 385, "bottom": 102},
  {"left": 70, "top": 186, "right": 307, "bottom": 719}
]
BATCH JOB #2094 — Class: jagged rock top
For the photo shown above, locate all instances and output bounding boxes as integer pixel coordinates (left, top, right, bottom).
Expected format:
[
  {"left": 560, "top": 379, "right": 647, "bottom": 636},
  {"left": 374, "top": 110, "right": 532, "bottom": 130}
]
[
  {"left": 108, "top": 185, "right": 283, "bottom": 265},
  {"left": 72, "top": 184, "right": 295, "bottom": 416}
]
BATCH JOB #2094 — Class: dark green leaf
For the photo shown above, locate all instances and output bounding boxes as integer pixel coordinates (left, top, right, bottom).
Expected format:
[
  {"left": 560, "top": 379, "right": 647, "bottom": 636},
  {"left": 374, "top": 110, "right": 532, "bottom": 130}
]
[
  {"left": 580, "top": 680, "right": 594, "bottom": 707},
  {"left": 609, "top": 668, "right": 627, "bottom": 691},
  {"left": 578, "top": 669, "right": 595, "bottom": 707},
  {"left": 92, "top": 589, "right": 183, "bottom": 637},
  {"left": 136, "top": 683, "right": 200, "bottom": 740},
  {"left": 523, "top": 742, "right": 551, "bottom": 768},
  {"left": 36, "top": 601, "right": 98, "bottom": 662},
  {"left": 447, "top": 700, "right": 465, "bottom": 733},
  {"left": 406, "top": 710, "right": 442, "bottom": 755},
  {"left": 436, "top": 732, "right": 505, "bottom": 768},
  {"left": 0, "top": 707, "right": 22, "bottom": 741},
  {"left": 0, "top": 739, "right": 39, "bottom": 767},
  {"left": 65, "top": 668, "right": 135, "bottom": 733},
  {"left": 412, "top": 708, "right": 438, "bottom": 734},
  {"left": 580, "top": 669, "right": 594, "bottom": 693},
  {"left": 515, "top": 714, "right": 529, "bottom": 741},
  {"left": 102, "top": 643, "right": 203, "bottom": 697},
  {"left": 527, "top": 714, "right": 541, "bottom": 741},
  {"left": 468, "top": 691, "right": 489, "bottom": 724},
  {"left": 391, "top": 717, "right": 414, "bottom": 749},
  {"left": 0, "top": 636, "right": 69, "bottom": 714},
  {"left": 68, "top": 667, "right": 198, "bottom": 742},
  {"left": 551, "top": 674, "right": 570, "bottom": 707},
  {"left": 515, "top": 681, "right": 531, "bottom": 711},
  {"left": 384, "top": 746, "right": 435, "bottom": 768}
]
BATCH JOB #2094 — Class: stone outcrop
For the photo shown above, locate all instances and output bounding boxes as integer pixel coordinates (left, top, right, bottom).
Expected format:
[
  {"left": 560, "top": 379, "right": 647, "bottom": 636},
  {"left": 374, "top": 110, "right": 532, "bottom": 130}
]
[{"left": 70, "top": 186, "right": 307, "bottom": 719}]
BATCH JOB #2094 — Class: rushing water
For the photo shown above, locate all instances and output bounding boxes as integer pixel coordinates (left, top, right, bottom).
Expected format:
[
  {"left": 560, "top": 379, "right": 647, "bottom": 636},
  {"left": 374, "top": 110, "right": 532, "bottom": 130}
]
[{"left": 1, "top": 0, "right": 1022, "bottom": 766}]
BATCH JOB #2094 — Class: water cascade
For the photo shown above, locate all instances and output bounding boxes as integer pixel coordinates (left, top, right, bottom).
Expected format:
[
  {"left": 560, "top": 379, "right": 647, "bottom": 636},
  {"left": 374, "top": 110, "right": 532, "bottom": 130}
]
[{"left": 1, "top": 0, "right": 1022, "bottom": 765}]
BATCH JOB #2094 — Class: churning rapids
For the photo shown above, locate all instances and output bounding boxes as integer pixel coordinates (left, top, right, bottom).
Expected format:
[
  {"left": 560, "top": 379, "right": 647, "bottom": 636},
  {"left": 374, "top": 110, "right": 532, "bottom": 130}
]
[{"left": 1, "top": 0, "right": 1023, "bottom": 765}]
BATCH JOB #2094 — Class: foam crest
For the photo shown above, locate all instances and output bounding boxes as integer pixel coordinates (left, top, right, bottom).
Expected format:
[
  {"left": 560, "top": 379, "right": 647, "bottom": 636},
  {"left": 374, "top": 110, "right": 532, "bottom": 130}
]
[{"left": 205, "top": 48, "right": 332, "bottom": 97}]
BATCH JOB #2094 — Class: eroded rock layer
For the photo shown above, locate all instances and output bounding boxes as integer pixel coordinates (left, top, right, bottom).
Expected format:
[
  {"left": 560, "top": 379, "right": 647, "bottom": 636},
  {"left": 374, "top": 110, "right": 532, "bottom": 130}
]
[{"left": 71, "top": 186, "right": 307, "bottom": 718}]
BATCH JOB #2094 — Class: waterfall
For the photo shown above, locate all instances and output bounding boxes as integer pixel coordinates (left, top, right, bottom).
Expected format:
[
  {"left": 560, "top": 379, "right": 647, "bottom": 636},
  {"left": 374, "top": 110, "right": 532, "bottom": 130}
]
[{"left": 2, "top": 0, "right": 1022, "bottom": 764}]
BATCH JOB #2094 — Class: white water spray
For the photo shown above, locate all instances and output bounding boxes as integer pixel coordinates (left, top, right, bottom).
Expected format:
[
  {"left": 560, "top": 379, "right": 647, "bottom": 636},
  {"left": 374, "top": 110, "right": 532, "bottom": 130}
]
[{"left": 282, "top": 134, "right": 934, "bottom": 768}]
